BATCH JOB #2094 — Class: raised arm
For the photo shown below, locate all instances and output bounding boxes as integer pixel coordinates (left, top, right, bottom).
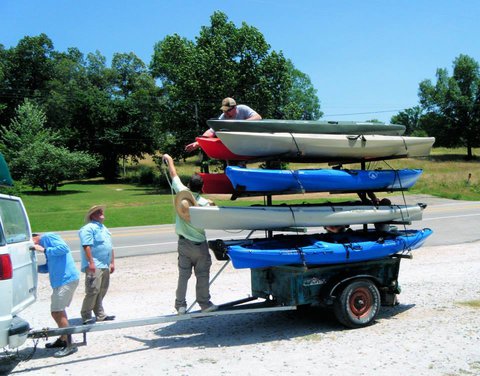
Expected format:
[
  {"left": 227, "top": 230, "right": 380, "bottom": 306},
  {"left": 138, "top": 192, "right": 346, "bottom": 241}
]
[{"left": 162, "top": 154, "right": 178, "bottom": 178}]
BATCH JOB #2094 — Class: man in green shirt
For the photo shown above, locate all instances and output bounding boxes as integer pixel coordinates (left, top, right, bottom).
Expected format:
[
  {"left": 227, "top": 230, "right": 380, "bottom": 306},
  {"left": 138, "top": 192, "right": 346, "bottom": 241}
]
[{"left": 162, "top": 154, "right": 217, "bottom": 315}]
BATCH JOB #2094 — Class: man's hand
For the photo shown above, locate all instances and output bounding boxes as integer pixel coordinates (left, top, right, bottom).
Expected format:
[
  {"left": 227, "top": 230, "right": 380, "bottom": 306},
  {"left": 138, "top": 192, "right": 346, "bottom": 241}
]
[
  {"left": 185, "top": 141, "right": 199, "bottom": 153},
  {"left": 33, "top": 244, "right": 45, "bottom": 253},
  {"left": 87, "top": 261, "right": 96, "bottom": 274},
  {"left": 162, "top": 154, "right": 173, "bottom": 164},
  {"left": 110, "top": 262, "right": 115, "bottom": 274}
]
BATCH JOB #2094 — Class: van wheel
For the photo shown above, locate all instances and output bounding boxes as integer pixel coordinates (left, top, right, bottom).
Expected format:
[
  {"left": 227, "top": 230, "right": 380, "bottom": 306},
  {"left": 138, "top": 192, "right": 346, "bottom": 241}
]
[{"left": 333, "top": 279, "right": 381, "bottom": 328}]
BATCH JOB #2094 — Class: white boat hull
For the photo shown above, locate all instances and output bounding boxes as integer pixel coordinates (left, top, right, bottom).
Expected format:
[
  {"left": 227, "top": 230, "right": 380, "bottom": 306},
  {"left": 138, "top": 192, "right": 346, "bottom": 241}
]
[
  {"left": 190, "top": 204, "right": 425, "bottom": 230},
  {"left": 216, "top": 132, "right": 435, "bottom": 159}
]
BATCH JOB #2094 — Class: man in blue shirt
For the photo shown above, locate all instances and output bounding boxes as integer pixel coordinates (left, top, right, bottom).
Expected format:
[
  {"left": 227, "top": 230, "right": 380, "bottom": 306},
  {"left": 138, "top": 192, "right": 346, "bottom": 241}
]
[
  {"left": 33, "top": 232, "right": 80, "bottom": 357},
  {"left": 78, "top": 205, "right": 115, "bottom": 324}
]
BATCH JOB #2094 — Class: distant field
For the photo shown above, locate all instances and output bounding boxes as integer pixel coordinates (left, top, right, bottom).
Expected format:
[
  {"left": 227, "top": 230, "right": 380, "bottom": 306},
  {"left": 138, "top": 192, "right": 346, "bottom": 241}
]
[{"left": 15, "top": 147, "right": 480, "bottom": 231}]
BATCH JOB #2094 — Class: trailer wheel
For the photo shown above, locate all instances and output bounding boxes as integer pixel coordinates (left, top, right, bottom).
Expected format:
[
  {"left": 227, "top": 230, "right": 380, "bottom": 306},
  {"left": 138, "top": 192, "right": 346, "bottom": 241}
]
[{"left": 333, "top": 279, "right": 381, "bottom": 329}]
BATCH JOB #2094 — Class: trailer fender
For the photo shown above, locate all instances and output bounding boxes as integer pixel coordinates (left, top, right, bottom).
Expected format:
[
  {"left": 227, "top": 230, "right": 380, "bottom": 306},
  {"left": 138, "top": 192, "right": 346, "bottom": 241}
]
[{"left": 328, "top": 274, "right": 381, "bottom": 299}]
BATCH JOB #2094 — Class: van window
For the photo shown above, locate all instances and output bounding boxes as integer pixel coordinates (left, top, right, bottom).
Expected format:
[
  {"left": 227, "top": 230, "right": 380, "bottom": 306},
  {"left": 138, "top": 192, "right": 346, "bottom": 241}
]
[
  {"left": 0, "top": 223, "right": 5, "bottom": 246},
  {"left": 0, "top": 199, "right": 29, "bottom": 244}
]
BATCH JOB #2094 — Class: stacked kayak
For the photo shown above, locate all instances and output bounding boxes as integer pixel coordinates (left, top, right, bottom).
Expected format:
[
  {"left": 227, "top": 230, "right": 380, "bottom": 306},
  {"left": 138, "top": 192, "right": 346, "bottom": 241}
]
[
  {"left": 226, "top": 166, "right": 423, "bottom": 194},
  {"left": 207, "top": 119, "right": 407, "bottom": 136},
  {"left": 190, "top": 203, "right": 426, "bottom": 230},
  {"left": 198, "top": 172, "right": 233, "bottom": 194},
  {"left": 215, "top": 132, "right": 435, "bottom": 161},
  {"left": 192, "top": 118, "right": 434, "bottom": 269},
  {"left": 199, "top": 167, "right": 423, "bottom": 195},
  {"left": 196, "top": 136, "right": 254, "bottom": 161},
  {"left": 209, "top": 228, "right": 433, "bottom": 269},
  {"left": 197, "top": 133, "right": 435, "bottom": 162}
]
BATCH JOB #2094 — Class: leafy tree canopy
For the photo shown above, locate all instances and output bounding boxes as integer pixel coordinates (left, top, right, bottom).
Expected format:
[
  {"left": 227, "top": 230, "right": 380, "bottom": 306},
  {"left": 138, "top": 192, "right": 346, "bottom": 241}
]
[
  {"left": 0, "top": 100, "right": 98, "bottom": 191},
  {"left": 418, "top": 54, "right": 480, "bottom": 158},
  {"left": 150, "top": 11, "right": 321, "bottom": 158}
]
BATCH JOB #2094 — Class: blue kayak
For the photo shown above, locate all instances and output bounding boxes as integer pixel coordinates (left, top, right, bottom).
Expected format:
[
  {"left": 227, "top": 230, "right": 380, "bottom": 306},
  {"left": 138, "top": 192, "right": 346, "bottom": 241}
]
[
  {"left": 222, "top": 228, "right": 433, "bottom": 269},
  {"left": 226, "top": 166, "right": 423, "bottom": 193}
]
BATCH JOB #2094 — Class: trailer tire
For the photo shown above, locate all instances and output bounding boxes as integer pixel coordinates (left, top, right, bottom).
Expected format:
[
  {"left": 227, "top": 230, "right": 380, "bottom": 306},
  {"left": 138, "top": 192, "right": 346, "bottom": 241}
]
[{"left": 333, "top": 279, "right": 381, "bottom": 329}]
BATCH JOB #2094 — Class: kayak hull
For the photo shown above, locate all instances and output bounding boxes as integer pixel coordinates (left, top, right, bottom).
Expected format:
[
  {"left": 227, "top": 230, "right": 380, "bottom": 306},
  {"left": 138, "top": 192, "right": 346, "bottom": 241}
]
[
  {"left": 216, "top": 132, "right": 435, "bottom": 160},
  {"left": 226, "top": 166, "right": 423, "bottom": 193},
  {"left": 190, "top": 203, "right": 426, "bottom": 230},
  {"left": 223, "top": 228, "right": 433, "bottom": 269},
  {"left": 208, "top": 119, "right": 407, "bottom": 136}
]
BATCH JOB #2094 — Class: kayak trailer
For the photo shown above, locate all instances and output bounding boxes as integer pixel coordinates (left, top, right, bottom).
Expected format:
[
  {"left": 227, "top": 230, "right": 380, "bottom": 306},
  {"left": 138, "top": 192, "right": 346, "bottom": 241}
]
[
  {"left": 210, "top": 240, "right": 406, "bottom": 328},
  {"left": 28, "top": 252, "right": 407, "bottom": 346}
]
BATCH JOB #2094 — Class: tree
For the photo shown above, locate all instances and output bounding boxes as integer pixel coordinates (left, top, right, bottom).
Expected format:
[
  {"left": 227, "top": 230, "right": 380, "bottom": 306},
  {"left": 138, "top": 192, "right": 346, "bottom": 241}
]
[
  {"left": 0, "top": 99, "right": 98, "bottom": 191},
  {"left": 150, "top": 11, "right": 321, "bottom": 158},
  {"left": 418, "top": 54, "right": 480, "bottom": 158},
  {"left": 282, "top": 61, "right": 322, "bottom": 120},
  {"left": 11, "top": 142, "right": 98, "bottom": 192},
  {"left": 42, "top": 49, "right": 161, "bottom": 180},
  {"left": 0, "top": 99, "right": 58, "bottom": 161},
  {"left": 0, "top": 34, "right": 55, "bottom": 126},
  {"left": 390, "top": 106, "right": 425, "bottom": 136}
]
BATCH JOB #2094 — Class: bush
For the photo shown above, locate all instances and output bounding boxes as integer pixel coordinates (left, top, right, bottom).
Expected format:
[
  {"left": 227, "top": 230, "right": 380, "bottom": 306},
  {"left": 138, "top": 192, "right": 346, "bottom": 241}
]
[{"left": 137, "top": 166, "right": 156, "bottom": 185}]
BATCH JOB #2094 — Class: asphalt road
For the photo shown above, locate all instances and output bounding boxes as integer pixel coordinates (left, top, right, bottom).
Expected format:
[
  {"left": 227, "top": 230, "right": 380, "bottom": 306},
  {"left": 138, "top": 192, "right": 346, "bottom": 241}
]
[{"left": 52, "top": 194, "right": 480, "bottom": 262}]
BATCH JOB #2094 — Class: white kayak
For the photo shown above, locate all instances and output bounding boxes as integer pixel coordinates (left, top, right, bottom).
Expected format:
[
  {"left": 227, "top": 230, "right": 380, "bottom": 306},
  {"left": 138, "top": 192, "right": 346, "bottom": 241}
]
[
  {"left": 189, "top": 203, "right": 426, "bottom": 230},
  {"left": 215, "top": 132, "right": 435, "bottom": 160}
]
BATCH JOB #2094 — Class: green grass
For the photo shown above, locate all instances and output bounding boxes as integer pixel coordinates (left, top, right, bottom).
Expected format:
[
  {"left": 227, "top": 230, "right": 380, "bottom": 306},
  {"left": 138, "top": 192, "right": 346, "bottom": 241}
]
[
  {"left": 21, "top": 180, "right": 354, "bottom": 232},
  {"left": 10, "top": 147, "right": 480, "bottom": 231}
]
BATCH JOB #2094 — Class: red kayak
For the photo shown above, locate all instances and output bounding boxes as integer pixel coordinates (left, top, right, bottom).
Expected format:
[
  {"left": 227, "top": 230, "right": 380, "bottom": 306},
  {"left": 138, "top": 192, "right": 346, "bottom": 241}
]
[
  {"left": 198, "top": 173, "right": 234, "bottom": 194},
  {"left": 196, "top": 137, "right": 254, "bottom": 161}
]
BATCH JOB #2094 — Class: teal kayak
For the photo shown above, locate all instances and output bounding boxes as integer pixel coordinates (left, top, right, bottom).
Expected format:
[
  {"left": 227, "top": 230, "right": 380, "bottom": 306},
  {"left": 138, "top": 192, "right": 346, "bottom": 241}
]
[
  {"left": 207, "top": 119, "right": 406, "bottom": 136},
  {"left": 0, "top": 153, "right": 13, "bottom": 187}
]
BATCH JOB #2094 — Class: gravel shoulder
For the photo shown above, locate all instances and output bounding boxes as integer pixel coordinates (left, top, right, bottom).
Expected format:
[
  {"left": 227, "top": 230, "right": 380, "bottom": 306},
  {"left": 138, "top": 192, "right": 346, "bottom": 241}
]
[{"left": 3, "top": 240, "right": 480, "bottom": 376}]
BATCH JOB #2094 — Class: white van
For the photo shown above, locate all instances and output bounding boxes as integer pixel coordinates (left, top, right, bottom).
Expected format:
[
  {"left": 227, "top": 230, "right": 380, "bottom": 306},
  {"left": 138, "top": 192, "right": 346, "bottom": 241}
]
[{"left": 0, "top": 193, "right": 38, "bottom": 349}]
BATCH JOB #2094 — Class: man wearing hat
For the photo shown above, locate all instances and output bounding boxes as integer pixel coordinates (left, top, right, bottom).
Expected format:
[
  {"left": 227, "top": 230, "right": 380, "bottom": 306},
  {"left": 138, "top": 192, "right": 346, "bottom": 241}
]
[
  {"left": 78, "top": 205, "right": 116, "bottom": 324},
  {"left": 185, "top": 97, "right": 261, "bottom": 153},
  {"left": 162, "top": 153, "right": 217, "bottom": 314}
]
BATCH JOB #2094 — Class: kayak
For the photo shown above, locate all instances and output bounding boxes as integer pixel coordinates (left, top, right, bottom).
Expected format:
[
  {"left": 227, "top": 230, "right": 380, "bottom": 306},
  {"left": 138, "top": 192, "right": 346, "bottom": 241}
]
[
  {"left": 0, "top": 152, "right": 13, "bottom": 187},
  {"left": 216, "top": 132, "right": 435, "bottom": 160},
  {"left": 207, "top": 119, "right": 407, "bottom": 136},
  {"left": 226, "top": 166, "right": 423, "bottom": 194},
  {"left": 198, "top": 173, "right": 234, "bottom": 194},
  {"left": 196, "top": 136, "right": 254, "bottom": 161},
  {"left": 213, "top": 228, "right": 433, "bottom": 269},
  {"left": 190, "top": 203, "right": 426, "bottom": 230}
]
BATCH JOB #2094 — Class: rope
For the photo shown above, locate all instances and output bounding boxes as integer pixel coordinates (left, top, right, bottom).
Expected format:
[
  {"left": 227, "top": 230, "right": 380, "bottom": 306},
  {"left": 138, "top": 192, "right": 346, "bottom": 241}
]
[
  {"left": 295, "top": 246, "right": 307, "bottom": 267},
  {"left": 288, "top": 132, "right": 303, "bottom": 157},
  {"left": 288, "top": 205, "right": 302, "bottom": 235},
  {"left": 290, "top": 169, "right": 305, "bottom": 193},
  {"left": 401, "top": 136, "right": 408, "bottom": 154},
  {"left": 160, "top": 160, "right": 178, "bottom": 224}
]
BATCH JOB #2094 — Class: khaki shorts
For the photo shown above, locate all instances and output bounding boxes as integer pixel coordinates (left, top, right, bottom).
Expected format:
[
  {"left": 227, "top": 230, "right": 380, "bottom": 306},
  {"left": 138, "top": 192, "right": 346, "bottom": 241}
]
[{"left": 51, "top": 279, "right": 79, "bottom": 312}]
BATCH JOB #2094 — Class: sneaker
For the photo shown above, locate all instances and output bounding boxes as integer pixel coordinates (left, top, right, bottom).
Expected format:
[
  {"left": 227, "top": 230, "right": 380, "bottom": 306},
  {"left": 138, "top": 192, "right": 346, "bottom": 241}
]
[
  {"left": 201, "top": 304, "right": 218, "bottom": 313},
  {"left": 82, "top": 318, "right": 95, "bottom": 325},
  {"left": 97, "top": 315, "right": 115, "bottom": 322},
  {"left": 45, "top": 338, "right": 67, "bottom": 349},
  {"left": 177, "top": 307, "right": 186, "bottom": 315},
  {"left": 53, "top": 345, "right": 78, "bottom": 358}
]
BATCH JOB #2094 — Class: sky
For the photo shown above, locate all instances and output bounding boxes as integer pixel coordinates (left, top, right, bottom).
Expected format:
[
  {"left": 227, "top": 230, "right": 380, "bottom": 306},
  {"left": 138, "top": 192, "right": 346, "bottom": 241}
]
[{"left": 1, "top": 0, "right": 480, "bottom": 123}]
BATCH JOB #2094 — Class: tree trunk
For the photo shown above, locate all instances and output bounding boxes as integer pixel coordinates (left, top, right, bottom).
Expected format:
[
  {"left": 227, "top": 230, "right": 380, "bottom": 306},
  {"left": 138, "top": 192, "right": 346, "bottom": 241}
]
[{"left": 102, "top": 154, "right": 119, "bottom": 182}]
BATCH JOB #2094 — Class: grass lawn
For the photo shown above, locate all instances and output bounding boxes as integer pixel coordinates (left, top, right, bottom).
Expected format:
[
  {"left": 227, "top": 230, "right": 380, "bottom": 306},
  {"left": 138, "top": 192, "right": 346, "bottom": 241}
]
[{"left": 12, "top": 147, "right": 480, "bottom": 232}]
